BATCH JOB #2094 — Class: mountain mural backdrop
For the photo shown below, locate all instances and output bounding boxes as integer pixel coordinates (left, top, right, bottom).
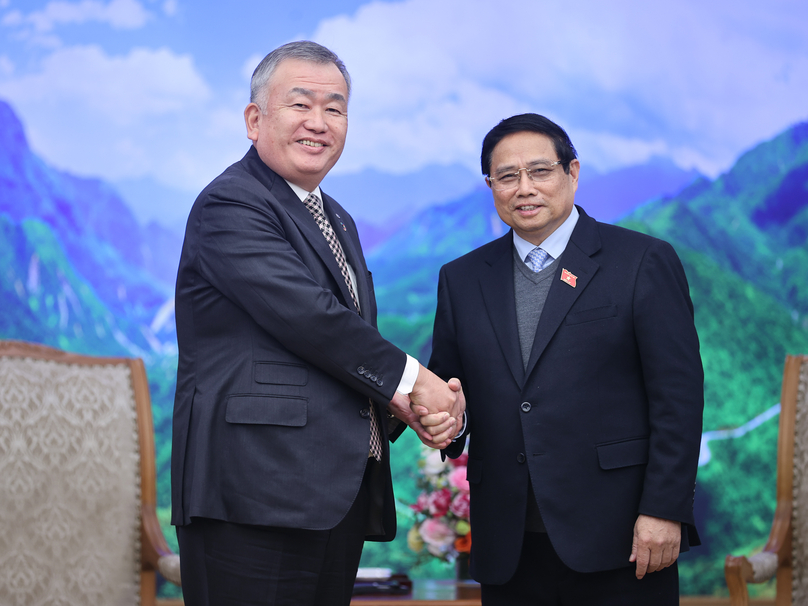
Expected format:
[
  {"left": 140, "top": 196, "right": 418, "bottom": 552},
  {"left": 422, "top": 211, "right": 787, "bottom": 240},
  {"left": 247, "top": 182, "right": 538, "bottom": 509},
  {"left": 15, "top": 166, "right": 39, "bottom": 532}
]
[{"left": 1, "top": 97, "right": 806, "bottom": 597}]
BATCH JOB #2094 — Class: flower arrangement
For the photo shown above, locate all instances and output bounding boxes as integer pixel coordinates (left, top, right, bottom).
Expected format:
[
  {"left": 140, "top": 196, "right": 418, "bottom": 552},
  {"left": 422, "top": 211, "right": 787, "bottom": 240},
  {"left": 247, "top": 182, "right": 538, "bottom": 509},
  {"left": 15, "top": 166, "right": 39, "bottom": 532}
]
[{"left": 406, "top": 444, "right": 471, "bottom": 563}]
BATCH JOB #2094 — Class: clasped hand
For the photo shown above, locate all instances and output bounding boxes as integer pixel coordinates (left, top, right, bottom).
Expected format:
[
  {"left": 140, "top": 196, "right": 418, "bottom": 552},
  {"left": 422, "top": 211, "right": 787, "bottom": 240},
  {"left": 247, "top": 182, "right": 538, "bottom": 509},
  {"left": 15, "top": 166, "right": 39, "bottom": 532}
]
[{"left": 388, "top": 365, "right": 465, "bottom": 449}]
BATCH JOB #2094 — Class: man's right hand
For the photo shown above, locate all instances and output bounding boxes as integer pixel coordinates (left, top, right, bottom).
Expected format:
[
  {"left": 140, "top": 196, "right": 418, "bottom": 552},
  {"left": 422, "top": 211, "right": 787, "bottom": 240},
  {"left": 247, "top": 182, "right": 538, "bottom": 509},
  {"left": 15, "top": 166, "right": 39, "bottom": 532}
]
[
  {"left": 415, "top": 378, "right": 465, "bottom": 442},
  {"left": 409, "top": 365, "right": 464, "bottom": 420}
]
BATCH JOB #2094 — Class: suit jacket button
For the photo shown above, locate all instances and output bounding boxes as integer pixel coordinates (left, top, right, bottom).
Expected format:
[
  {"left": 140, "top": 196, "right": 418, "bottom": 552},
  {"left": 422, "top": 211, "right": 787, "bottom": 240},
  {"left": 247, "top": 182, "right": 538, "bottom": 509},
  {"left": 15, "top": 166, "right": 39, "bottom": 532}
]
[
  {"left": 357, "top": 366, "right": 365, "bottom": 374},
  {"left": 370, "top": 374, "right": 377, "bottom": 381},
  {"left": 360, "top": 408, "right": 371, "bottom": 419},
  {"left": 520, "top": 402, "right": 532, "bottom": 413},
  {"left": 517, "top": 453, "right": 526, "bottom": 464},
  {"left": 376, "top": 379, "right": 384, "bottom": 386}
]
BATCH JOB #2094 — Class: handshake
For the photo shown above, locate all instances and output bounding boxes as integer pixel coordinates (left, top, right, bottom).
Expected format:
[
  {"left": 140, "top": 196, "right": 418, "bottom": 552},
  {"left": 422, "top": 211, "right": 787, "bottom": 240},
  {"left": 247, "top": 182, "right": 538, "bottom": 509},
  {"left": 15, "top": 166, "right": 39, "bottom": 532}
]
[{"left": 388, "top": 364, "right": 466, "bottom": 450}]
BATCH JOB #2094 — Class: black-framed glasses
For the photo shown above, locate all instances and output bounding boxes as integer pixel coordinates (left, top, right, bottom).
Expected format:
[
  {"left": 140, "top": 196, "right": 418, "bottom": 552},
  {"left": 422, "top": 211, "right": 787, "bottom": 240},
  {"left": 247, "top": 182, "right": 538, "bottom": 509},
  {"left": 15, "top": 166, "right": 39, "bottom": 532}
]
[{"left": 487, "top": 161, "right": 562, "bottom": 191}]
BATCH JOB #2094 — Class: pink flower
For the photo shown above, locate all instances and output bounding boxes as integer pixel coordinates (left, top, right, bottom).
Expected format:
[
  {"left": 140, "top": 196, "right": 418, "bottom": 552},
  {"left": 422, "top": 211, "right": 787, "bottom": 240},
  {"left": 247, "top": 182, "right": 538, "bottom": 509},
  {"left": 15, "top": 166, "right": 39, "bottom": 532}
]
[
  {"left": 449, "top": 492, "right": 470, "bottom": 518},
  {"left": 427, "top": 487, "right": 452, "bottom": 517},
  {"left": 410, "top": 491, "right": 430, "bottom": 514},
  {"left": 450, "top": 453, "right": 469, "bottom": 467},
  {"left": 448, "top": 466, "right": 469, "bottom": 493},
  {"left": 419, "top": 518, "right": 455, "bottom": 555}
]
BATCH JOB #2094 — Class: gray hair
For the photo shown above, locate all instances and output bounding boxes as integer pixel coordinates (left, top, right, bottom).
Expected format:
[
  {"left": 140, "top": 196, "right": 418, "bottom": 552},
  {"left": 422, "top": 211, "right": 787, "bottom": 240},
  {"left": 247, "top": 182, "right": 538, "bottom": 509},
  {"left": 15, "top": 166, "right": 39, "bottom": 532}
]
[{"left": 250, "top": 41, "right": 352, "bottom": 110}]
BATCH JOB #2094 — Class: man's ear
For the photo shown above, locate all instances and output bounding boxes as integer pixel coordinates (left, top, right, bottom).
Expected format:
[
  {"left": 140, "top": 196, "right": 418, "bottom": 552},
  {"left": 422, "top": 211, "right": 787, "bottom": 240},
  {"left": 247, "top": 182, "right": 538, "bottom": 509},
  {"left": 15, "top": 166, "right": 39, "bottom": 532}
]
[
  {"left": 244, "top": 103, "right": 261, "bottom": 142},
  {"left": 569, "top": 158, "right": 580, "bottom": 192}
]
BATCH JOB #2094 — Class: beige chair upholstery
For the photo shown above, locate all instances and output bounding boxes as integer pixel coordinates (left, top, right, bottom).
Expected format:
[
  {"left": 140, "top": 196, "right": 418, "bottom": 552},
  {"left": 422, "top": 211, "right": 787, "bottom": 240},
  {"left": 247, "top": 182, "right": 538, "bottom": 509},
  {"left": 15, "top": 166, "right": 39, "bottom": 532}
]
[
  {"left": 725, "top": 354, "right": 808, "bottom": 606},
  {"left": 0, "top": 340, "right": 180, "bottom": 606}
]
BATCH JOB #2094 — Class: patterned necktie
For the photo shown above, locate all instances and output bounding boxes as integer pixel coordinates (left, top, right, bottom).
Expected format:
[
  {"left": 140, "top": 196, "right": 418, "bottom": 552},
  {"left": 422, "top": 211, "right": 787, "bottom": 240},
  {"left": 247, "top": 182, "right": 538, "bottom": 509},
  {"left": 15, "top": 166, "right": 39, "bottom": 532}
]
[
  {"left": 303, "top": 194, "right": 360, "bottom": 314},
  {"left": 526, "top": 247, "right": 552, "bottom": 272},
  {"left": 303, "top": 193, "right": 382, "bottom": 460}
]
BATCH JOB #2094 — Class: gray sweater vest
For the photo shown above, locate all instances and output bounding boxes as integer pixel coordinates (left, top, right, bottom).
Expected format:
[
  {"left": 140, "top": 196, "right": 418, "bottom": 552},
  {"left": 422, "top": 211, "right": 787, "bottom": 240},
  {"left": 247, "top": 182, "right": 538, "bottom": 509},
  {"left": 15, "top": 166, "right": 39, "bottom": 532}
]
[{"left": 513, "top": 247, "right": 559, "bottom": 532}]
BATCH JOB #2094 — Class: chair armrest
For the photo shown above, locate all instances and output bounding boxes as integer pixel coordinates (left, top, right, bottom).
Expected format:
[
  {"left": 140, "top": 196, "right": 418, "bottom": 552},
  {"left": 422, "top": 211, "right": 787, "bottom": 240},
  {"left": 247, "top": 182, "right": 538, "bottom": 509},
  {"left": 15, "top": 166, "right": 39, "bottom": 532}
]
[
  {"left": 725, "top": 554, "right": 753, "bottom": 606},
  {"left": 157, "top": 554, "right": 182, "bottom": 586},
  {"left": 724, "top": 551, "right": 779, "bottom": 606},
  {"left": 724, "top": 501, "right": 792, "bottom": 605},
  {"left": 141, "top": 503, "right": 181, "bottom": 586},
  {"left": 726, "top": 551, "right": 779, "bottom": 583}
]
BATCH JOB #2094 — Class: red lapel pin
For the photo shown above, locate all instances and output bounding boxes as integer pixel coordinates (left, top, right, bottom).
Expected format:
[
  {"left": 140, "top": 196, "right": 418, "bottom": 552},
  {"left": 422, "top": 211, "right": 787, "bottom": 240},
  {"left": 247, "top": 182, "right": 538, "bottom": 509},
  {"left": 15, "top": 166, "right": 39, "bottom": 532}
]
[{"left": 561, "top": 268, "right": 577, "bottom": 288}]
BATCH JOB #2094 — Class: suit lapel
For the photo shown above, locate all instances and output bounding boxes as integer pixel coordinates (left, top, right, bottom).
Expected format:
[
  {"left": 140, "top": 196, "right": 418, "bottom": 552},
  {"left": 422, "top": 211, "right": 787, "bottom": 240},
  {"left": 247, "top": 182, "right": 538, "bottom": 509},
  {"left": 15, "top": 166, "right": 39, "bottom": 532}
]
[
  {"left": 323, "top": 195, "right": 370, "bottom": 319},
  {"left": 479, "top": 233, "right": 525, "bottom": 387},
  {"left": 524, "top": 208, "right": 602, "bottom": 379},
  {"left": 242, "top": 149, "right": 359, "bottom": 314}
]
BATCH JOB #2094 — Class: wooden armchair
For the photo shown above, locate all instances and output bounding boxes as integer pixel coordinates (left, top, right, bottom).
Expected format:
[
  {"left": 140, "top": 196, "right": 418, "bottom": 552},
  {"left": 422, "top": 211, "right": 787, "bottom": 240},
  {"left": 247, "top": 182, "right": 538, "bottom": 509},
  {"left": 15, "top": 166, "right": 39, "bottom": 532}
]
[
  {"left": 0, "top": 340, "right": 181, "bottom": 606},
  {"left": 725, "top": 354, "right": 808, "bottom": 606}
]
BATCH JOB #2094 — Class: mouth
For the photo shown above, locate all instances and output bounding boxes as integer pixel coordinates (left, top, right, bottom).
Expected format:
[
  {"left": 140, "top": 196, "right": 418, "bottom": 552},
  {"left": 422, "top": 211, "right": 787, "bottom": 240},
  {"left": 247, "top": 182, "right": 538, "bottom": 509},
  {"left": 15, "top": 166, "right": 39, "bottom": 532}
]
[
  {"left": 515, "top": 204, "right": 542, "bottom": 212},
  {"left": 298, "top": 139, "right": 326, "bottom": 148}
]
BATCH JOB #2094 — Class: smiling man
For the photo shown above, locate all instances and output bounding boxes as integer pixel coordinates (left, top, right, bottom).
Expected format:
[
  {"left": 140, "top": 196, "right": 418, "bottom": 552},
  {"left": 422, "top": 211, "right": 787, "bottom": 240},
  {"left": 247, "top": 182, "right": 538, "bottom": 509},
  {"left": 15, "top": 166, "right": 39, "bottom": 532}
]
[
  {"left": 423, "top": 113, "right": 704, "bottom": 605},
  {"left": 171, "top": 41, "right": 463, "bottom": 606}
]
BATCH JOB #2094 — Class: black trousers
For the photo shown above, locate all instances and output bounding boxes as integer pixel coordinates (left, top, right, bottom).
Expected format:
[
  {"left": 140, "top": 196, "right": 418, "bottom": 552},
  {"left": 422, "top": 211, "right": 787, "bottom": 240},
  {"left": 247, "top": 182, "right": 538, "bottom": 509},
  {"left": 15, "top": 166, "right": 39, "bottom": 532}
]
[
  {"left": 177, "top": 460, "right": 374, "bottom": 606},
  {"left": 480, "top": 532, "right": 679, "bottom": 606}
]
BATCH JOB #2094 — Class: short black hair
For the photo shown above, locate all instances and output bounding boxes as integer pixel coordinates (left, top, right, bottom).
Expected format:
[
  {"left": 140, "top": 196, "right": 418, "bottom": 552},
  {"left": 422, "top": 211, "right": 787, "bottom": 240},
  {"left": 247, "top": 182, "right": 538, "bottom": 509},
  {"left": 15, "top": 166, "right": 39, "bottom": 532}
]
[{"left": 481, "top": 113, "right": 577, "bottom": 176}]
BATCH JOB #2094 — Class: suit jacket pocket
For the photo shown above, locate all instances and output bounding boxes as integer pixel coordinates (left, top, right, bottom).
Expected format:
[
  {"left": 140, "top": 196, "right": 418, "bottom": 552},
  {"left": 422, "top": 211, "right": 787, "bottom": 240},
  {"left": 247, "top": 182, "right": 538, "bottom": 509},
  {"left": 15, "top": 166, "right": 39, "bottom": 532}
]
[
  {"left": 254, "top": 362, "right": 308, "bottom": 386},
  {"left": 225, "top": 395, "right": 308, "bottom": 426},
  {"left": 565, "top": 304, "right": 618, "bottom": 326},
  {"left": 467, "top": 458, "right": 482, "bottom": 484},
  {"left": 596, "top": 437, "right": 649, "bottom": 470}
]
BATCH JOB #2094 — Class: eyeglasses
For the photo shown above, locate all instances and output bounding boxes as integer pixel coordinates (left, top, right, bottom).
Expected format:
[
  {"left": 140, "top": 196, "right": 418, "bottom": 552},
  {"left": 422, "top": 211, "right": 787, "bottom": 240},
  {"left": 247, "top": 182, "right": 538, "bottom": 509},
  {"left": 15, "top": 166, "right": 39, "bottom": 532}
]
[{"left": 487, "top": 161, "right": 562, "bottom": 191}]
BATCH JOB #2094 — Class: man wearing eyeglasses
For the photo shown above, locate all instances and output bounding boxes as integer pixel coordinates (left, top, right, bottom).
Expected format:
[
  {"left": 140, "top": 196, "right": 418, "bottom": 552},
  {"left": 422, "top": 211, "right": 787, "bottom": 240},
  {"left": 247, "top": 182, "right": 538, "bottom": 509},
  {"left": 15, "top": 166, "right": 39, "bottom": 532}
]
[{"left": 420, "top": 113, "right": 704, "bottom": 604}]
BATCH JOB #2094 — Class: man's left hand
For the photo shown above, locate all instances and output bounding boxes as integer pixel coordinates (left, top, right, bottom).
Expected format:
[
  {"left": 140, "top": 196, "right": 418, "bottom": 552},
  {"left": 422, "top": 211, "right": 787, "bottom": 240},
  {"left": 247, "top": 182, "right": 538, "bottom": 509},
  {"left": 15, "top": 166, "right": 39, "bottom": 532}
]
[
  {"left": 629, "top": 514, "right": 681, "bottom": 579},
  {"left": 389, "top": 391, "right": 455, "bottom": 449}
]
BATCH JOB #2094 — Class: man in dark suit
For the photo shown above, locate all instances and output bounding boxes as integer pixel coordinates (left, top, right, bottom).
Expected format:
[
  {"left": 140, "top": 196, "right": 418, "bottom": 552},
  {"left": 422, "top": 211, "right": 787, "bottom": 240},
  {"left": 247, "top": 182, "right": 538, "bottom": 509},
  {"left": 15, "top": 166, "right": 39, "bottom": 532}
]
[
  {"left": 422, "top": 114, "right": 704, "bottom": 605},
  {"left": 171, "top": 41, "right": 462, "bottom": 606}
]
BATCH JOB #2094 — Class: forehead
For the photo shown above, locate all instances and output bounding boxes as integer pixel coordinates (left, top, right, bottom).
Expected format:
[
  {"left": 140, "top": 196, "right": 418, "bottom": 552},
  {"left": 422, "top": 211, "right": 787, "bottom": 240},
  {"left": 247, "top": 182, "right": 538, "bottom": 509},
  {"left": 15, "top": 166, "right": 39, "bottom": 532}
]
[
  {"left": 267, "top": 58, "right": 348, "bottom": 100},
  {"left": 490, "top": 131, "right": 556, "bottom": 169}
]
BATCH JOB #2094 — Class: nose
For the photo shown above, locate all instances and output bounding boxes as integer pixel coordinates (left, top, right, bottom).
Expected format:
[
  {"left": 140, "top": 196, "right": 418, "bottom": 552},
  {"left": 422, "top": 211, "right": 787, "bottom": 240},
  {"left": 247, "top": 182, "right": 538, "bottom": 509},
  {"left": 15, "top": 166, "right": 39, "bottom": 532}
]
[
  {"left": 304, "top": 107, "right": 328, "bottom": 132},
  {"left": 515, "top": 169, "right": 537, "bottom": 195}
]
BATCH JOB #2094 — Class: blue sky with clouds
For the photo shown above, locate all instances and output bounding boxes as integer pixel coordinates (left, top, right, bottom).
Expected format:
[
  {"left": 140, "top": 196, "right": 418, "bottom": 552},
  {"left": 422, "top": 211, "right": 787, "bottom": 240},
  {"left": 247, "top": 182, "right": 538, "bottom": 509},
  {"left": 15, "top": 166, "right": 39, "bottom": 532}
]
[{"left": 1, "top": 0, "right": 807, "bottom": 225}]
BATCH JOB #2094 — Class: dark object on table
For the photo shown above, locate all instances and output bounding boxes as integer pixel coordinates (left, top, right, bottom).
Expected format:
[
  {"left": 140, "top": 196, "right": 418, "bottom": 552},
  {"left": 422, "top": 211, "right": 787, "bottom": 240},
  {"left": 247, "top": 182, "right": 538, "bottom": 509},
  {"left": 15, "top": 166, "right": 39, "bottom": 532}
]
[{"left": 352, "top": 573, "right": 412, "bottom": 596}]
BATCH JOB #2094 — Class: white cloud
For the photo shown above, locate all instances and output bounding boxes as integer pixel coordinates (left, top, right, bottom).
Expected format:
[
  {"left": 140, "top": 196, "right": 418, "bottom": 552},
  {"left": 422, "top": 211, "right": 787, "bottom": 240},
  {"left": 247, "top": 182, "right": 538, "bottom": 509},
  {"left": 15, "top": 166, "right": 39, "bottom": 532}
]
[
  {"left": 2, "top": 9, "right": 23, "bottom": 26},
  {"left": 0, "top": 55, "right": 13, "bottom": 76},
  {"left": 16, "top": 0, "right": 150, "bottom": 32},
  {"left": 162, "top": 0, "right": 177, "bottom": 16},
  {"left": 2, "top": 0, "right": 807, "bottom": 208},
  {"left": 312, "top": 0, "right": 808, "bottom": 177},
  {"left": 0, "top": 45, "right": 209, "bottom": 121},
  {"left": 0, "top": 44, "right": 244, "bottom": 193},
  {"left": 242, "top": 53, "right": 263, "bottom": 85}
]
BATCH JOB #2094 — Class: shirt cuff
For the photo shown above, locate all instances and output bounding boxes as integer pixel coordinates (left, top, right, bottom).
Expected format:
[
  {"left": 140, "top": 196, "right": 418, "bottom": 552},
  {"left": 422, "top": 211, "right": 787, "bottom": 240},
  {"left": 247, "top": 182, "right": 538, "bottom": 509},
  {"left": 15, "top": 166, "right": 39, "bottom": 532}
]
[
  {"left": 453, "top": 412, "right": 468, "bottom": 441},
  {"left": 396, "top": 354, "right": 419, "bottom": 395}
]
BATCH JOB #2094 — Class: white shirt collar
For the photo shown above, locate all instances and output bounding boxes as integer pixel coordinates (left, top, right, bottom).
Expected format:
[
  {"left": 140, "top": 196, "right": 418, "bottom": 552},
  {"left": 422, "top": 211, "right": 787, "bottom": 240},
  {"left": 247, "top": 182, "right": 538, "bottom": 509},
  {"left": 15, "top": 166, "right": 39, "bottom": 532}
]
[
  {"left": 512, "top": 205, "right": 580, "bottom": 263},
  {"left": 285, "top": 180, "right": 323, "bottom": 205}
]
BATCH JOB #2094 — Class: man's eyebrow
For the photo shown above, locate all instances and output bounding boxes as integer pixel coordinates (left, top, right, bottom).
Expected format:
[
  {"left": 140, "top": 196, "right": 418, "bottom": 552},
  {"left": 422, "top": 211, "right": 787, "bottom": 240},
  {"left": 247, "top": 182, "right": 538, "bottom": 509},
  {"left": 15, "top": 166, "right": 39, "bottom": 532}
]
[
  {"left": 287, "top": 87, "right": 346, "bottom": 104},
  {"left": 288, "top": 87, "right": 314, "bottom": 98}
]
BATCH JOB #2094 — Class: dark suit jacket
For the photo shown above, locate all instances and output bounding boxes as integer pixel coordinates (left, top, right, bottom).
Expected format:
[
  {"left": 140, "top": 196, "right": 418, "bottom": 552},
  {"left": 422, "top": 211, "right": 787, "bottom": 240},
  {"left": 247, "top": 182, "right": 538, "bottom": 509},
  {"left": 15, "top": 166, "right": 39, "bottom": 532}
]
[
  {"left": 171, "top": 146, "right": 405, "bottom": 541},
  {"left": 431, "top": 206, "right": 704, "bottom": 583}
]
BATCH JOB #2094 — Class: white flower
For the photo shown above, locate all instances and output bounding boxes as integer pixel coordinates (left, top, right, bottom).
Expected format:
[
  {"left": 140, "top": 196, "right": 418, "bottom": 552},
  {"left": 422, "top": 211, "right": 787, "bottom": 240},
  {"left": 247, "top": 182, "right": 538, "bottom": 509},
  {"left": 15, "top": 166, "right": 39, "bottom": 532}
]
[{"left": 422, "top": 447, "right": 449, "bottom": 476}]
